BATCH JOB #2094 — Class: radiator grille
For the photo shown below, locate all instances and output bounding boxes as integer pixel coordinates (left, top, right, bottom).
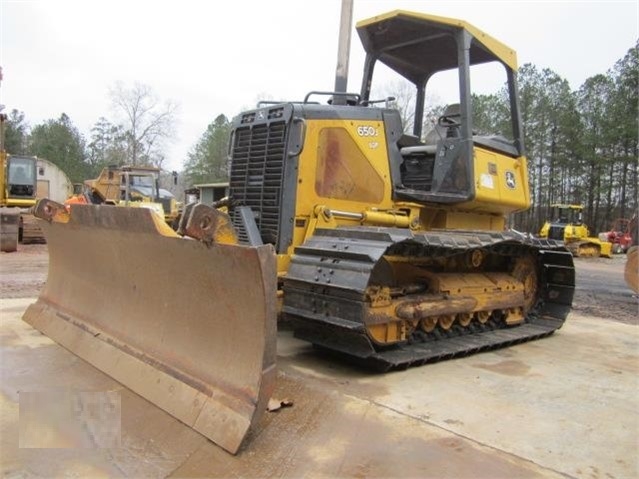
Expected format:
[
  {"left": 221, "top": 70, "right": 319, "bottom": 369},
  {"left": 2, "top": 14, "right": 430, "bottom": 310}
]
[
  {"left": 229, "top": 120, "right": 287, "bottom": 245},
  {"left": 548, "top": 225, "right": 565, "bottom": 241}
]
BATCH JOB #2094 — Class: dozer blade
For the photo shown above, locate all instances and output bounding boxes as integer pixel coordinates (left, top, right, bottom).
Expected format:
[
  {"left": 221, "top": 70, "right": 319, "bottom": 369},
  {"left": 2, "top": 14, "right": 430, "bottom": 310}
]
[{"left": 22, "top": 202, "right": 277, "bottom": 454}]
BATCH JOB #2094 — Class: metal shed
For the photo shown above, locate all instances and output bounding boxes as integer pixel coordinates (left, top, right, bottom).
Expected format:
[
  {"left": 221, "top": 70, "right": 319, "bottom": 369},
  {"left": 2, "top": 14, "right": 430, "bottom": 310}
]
[
  {"left": 194, "top": 182, "right": 229, "bottom": 205},
  {"left": 36, "top": 158, "right": 73, "bottom": 203}
]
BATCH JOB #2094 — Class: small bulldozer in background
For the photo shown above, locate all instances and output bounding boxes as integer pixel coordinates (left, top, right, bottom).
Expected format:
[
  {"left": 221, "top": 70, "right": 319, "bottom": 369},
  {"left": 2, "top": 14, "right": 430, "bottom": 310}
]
[
  {"left": 539, "top": 204, "right": 612, "bottom": 258},
  {"left": 23, "top": 9, "right": 575, "bottom": 454}
]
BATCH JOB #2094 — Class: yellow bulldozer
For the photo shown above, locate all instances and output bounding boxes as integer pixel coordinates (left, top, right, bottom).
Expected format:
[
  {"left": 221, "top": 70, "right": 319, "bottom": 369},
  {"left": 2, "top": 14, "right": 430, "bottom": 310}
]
[
  {"left": 23, "top": 10, "right": 575, "bottom": 454},
  {"left": 538, "top": 204, "right": 612, "bottom": 258}
]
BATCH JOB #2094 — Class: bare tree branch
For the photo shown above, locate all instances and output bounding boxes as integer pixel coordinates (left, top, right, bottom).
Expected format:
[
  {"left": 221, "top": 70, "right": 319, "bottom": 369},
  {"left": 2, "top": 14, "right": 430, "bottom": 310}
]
[{"left": 109, "top": 82, "right": 179, "bottom": 167}]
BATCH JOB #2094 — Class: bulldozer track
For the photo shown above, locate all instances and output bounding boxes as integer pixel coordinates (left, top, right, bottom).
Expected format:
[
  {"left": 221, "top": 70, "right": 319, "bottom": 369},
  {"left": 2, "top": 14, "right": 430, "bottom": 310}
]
[{"left": 284, "top": 228, "right": 575, "bottom": 371}]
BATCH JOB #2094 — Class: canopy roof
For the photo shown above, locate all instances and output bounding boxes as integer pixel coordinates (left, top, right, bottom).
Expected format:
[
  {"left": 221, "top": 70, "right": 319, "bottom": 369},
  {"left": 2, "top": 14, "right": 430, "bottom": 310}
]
[{"left": 356, "top": 10, "right": 518, "bottom": 84}]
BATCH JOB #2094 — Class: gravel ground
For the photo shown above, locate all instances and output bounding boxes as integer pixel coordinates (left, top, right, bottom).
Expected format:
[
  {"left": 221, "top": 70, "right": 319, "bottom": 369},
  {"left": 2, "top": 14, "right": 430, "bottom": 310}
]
[
  {"left": 0, "top": 244, "right": 48, "bottom": 299},
  {"left": 572, "top": 255, "right": 638, "bottom": 325}
]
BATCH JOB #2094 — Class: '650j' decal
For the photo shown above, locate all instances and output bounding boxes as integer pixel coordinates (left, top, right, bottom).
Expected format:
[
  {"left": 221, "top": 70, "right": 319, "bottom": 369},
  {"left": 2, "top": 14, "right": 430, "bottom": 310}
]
[{"left": 356, "top": 125, "right": 378, "bottom": 137}]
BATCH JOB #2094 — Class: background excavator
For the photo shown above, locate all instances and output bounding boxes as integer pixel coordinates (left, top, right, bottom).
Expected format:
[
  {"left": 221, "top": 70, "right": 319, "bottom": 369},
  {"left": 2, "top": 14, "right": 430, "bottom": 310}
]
[
  {"left": 23, "top": 9, "right": 575, "bottom": 454},
  {"left": 539, "top": 204, "right": 612, "bottom": 258},
  {"left": 0, "top": 113, "right": 39, "bottom": 252}
]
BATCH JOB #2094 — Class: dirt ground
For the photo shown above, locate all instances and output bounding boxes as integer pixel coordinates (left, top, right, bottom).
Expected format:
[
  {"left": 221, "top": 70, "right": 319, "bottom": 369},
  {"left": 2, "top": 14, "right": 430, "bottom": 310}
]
[
  {"left": 571, "top": 254, "right": 638, "bottom": 324},
  {"left": 1, "top": 243, "right": 637, "bottom": 324},
  {"left": 0, "top": 244, "right": 48, "bottom": 299}
]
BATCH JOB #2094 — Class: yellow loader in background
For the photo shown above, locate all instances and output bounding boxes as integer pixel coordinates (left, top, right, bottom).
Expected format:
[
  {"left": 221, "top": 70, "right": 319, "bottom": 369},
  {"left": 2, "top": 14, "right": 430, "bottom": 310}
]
[
  {"left": 24, "top": 10, "right": 575, "bottom": 454},
  {"left": 67, "top": 164, "right": 181, "bottom": 227},
  {"left": 539, "top": 204, "right": 612, "bottom": 258}
]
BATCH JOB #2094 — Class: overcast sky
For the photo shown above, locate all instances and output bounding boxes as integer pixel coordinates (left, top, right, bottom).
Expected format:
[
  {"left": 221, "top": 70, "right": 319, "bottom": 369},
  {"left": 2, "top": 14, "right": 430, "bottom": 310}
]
[{"left": 1, "top": 0, "right": 637, "bottom": 171}]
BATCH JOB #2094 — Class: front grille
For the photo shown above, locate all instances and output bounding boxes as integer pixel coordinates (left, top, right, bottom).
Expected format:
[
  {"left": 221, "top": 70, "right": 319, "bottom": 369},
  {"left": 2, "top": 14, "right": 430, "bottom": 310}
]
[
  {"left": 229, "top": 120, "right": 288, "bottom": 245},
  {"left": 548, "top": 225, "right": 565, "bottom": 241}
]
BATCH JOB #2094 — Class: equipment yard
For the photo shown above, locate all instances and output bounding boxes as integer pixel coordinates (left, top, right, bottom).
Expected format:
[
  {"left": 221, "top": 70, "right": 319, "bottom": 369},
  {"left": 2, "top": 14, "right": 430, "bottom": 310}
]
[
  {"left": 5, "top": 11, "right": 637, "bottom": 476},
  {"left": 1, "top": 244, "right": 637, "bottom": 478}
]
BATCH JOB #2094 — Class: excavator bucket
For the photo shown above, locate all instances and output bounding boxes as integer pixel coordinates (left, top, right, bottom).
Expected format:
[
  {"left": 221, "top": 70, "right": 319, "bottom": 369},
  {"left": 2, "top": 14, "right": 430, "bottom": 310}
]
[{"left": 22, "top": 201, "right": 277, "bottom": 454}]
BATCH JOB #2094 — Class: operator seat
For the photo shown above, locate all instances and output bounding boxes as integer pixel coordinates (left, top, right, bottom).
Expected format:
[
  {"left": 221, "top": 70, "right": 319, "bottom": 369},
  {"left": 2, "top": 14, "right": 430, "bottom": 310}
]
[
  {"left": 398, "top": 104, "right": 461, "bottom": 192},
  {"left": 423, "top": 103, "right": 461, "bottom": 146}
]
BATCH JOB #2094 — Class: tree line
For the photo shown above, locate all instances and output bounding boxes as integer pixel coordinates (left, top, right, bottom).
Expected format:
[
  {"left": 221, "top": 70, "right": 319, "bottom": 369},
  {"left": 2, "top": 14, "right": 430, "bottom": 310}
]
[
  {"left": 472, "top": 44, "right": 638, "bottom": 234},
  {"left": 3, "top": 42, "right": 637, "bottom": 235},
  {"left": 4, "top": 82, "right": 178, "bottom": 183}
]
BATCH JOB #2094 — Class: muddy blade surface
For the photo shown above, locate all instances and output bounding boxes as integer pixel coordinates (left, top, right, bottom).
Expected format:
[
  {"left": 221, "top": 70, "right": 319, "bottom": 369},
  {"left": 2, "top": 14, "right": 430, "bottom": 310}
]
[{"left": 22, "top": 205, "right": 277, "bottom": 454}]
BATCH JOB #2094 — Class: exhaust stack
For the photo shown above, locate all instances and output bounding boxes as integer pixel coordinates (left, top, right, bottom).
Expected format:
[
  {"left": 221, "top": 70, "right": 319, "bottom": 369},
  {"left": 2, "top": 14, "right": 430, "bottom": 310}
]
[{"left": 332, "top": 0, "right": 354, "bottom": 105}]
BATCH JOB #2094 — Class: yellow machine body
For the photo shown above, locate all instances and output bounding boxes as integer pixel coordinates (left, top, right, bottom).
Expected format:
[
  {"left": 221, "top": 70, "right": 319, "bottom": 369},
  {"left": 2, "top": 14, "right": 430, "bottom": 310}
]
[{"left": 282, "top": 117, "right": 530, "bottom": 265}]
